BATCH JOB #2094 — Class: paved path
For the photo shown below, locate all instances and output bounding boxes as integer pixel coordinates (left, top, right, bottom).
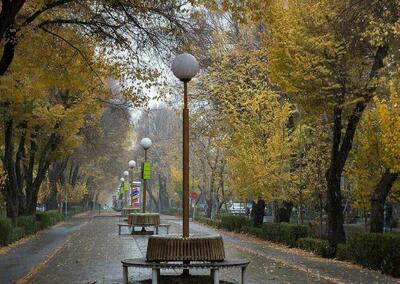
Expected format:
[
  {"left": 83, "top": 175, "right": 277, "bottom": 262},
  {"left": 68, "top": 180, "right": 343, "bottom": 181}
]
[
  {"left": 1, "top": 213, "right": 399, "bottom": 283},
  {"left": 0, "top": 214, "right": 88, "bottom": 283}
]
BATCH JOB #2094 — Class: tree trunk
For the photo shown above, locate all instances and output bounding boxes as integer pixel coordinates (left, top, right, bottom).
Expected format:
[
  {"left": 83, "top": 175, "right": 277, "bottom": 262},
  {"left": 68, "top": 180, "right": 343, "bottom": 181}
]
[
  {"left": 299, "top": 188, "right": 304, "bottom": 225},
  {"left": 363, "top": 207, "right": 368, "bottom": 233},
  {"left": 3, "top": 117, "right": 19, "bottom": 222},
  {"left": 46, "top": 159, "right": 68, "bottom": 210},
  {"left": 206, "top": 196, "right": 212, "bottom": 218},
  {"left": 319, "top": 192, "right": 324, "bottom": 238},
  {"left": 252, "top": 199, "right": 265, "bottom": 227},
  {"left": 325, "top": 45, "right": 388, "bottom": 247},
  {"left": 158, "top": 174, "right": 169, "bottom": 210},
  {"left": 274, "top": 201, "right": 293, "bottom": 223},
  {"left": 370, "top": 170, "right": 398, "bottom": 233}
]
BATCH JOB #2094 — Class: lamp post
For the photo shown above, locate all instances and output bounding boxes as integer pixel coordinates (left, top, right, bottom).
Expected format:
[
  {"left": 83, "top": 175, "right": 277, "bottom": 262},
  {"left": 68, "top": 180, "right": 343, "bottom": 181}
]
[
  {"left": 123, "top": 171, "right": 129, "bottom": 207},
  {"left": 128, "top": 160, "right": 136, "bottom": 207},
  {"left": 171, "top": 53, "right": 199, "bottom": 238},
  {"left": 140, "top": 138, "right": 152, "bottom": 213},
  {"left": 120, "top": 177, "right": 125, "bottom": 209}
]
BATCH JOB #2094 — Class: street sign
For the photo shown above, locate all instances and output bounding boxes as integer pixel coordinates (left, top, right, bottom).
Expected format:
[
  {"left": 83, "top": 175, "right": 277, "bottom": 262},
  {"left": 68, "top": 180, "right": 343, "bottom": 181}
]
[
  {"left": 191, "top": 191, "right": 198, "bottom": 200},
  {"left": 142, "top": 161, "right": 152, "bottom": 180}
]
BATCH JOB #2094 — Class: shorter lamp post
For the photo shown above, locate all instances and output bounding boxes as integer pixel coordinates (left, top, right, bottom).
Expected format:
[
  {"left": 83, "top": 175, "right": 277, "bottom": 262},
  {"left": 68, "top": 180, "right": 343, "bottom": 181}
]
[
  {"left": 140, "top": 138, "right": 152, "bottom": 213},
  {"left": 128, "top": 160, "right": 136, "bottom": 207},
  {"left": 120, "top": 177, "right": 125, "bottom": 208},
  {"left": 123, "top": 171, "right": 129, "bottom": 207}
]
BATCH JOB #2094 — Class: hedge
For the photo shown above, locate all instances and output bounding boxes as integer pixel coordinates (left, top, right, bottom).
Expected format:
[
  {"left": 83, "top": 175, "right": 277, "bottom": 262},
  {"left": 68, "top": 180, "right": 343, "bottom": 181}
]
[
  {"left": 0, "top": 217, "right": 12, "bottom": 246},
  {"left": 10, "top": 227, "right": 25, "bottom": 243},
  {"left": 336, "top": 243, "right": 348, "bottom": 260},
  {"left": 0, "top": 211, "right": 65, "bottom": 247},
  {"left": 341, "top": 233, "right": 400, "bottom": 277},
  {"left": 241, "top": 225, "right": 263, "bottom": 238},
  {"left": 196, "top": 216, "right": 220, "bottom": 227},
  {"left": 17, "top": 215, "right": 37, "bottom": 235},
  {"left": 261, "top": 223, "right": 308, "bottom": 247},
  {"left": 297, "top": 238, "right": 335, "bottom": 258},
  {"left": 219, "top": 215, "right": 251, "bottom": 233}
]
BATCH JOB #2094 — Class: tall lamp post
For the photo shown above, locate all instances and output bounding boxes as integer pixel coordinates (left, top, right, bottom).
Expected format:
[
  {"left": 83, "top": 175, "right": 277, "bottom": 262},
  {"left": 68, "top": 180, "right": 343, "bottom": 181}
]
[
  {"left": 171, "top": 53, "right": 199, "bottom": 238},
  {"left": 140, "top": 138, "right": 152, "bottom": 213}
]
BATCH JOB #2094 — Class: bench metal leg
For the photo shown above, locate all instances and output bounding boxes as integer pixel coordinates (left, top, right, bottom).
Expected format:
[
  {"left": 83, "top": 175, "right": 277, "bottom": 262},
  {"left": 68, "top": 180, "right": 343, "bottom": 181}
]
[
  {"left": 241, "top": 266, "right": 247, "bottom": 284},
  {"left": 123, "top": 265, "right": 128, "bottom": 284},
  {"left": 211, "top": 268, "right": 219, "bottom": 284},
  {"left": 152, "top": 268, "right": 158, "bottom": 284},
  {"left": 131, "top": 226, "right": 134, "bottom": 235},
  {"left": 155, "top": 226, "right": 159, "bottom": 235},
  {"left": 118, "top": 226, "right": 121, "bottom": 235},
  {"left": 166, "top": 226, "right": 169, "bottom": 234}
]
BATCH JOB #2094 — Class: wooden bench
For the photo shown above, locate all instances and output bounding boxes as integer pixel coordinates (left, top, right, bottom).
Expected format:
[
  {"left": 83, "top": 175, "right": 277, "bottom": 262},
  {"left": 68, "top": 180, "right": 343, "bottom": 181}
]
[{"left": 121, "top": 258, "right": 249, "bottom": 284}]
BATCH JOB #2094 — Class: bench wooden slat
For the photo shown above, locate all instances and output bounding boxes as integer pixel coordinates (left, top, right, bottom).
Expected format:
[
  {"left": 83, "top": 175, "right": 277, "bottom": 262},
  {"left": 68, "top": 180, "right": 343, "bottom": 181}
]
[{"left": 122, "top": 258, "right": 249, "bottom": 268}]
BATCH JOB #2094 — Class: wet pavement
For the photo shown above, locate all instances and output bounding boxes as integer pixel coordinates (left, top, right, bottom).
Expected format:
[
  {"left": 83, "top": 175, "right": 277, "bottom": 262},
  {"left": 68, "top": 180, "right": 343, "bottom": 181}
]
[
  {"left": 1, "top": 213, "right": 399, "bottom": 283},
  {"left": 0, "top": 214, "right": 88, "bottom": 283}
]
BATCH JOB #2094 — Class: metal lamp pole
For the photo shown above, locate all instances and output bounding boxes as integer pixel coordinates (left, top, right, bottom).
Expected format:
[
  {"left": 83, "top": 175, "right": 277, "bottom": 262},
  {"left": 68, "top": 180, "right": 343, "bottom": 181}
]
[
  {"left": 129, "top": 160, "right": 136, "bottom": 207},
  {"left": 123, "top": 170, "right": 129, "bottom": 207},
  {"left": 171, "top": 53, "right": 199, "bottom": 238},
  {"left": 182, "top": 80, "right": 190, "bottom": 237}
]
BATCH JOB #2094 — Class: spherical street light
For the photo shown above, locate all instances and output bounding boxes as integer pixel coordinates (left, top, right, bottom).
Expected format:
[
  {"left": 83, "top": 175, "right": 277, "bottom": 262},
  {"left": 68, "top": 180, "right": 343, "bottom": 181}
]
[
  {"left": 120, "top": 177, "right": 125, "bottom": 183},
  {"left": 171, "top": 53, "right": 200, "bottom": 239},
  {"left": 171, "top": 53, "right": 200, "bottom": 82},
  {"left": 123, "top": 170, "right": 129, "bottom": 177},
  {"left": 128, "top": 160, "right": 136, "bottom": 168},
  {"left": 140, "top": 138, "right": 152, "bottom": 150}
]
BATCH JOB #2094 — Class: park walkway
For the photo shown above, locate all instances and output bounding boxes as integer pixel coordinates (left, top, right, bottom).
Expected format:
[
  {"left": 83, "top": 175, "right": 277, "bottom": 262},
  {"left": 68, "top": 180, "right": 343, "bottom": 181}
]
[{"left": 0, "top": 213, "right": 398, "bottom": 283}]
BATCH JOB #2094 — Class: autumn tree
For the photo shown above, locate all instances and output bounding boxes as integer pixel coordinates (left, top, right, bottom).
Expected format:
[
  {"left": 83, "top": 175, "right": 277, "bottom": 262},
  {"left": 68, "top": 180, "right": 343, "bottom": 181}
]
[
  {"left": 253, "top": 0, "right": 400, "bottom": 247},
  {"left": 347, "top": 79, "right": 400, "bottom": 232}
]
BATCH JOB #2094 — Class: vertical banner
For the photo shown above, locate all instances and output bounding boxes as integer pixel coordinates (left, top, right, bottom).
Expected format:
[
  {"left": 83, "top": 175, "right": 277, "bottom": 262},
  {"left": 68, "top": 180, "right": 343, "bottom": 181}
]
[
  {"left": 131, "top": 182, "right": 141, "bottom": 208},
  {"left": 142, "top": 161, "right": 152, "bottom": 180}
]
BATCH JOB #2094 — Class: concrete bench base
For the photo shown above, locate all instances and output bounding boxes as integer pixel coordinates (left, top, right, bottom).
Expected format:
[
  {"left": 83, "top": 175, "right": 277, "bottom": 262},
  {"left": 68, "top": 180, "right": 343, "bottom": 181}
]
[{"left": 121, "top": 258, "right": 249, "bottom": 284}]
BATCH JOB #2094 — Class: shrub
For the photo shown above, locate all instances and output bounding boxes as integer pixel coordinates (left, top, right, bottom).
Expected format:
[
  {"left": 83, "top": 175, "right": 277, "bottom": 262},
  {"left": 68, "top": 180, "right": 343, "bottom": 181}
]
[
  {"left": 336, "top": 243, "right": 348, "bottom": 260},
  {"left": 35, "top": 212, "right": 52, "bottom": 229},
  {"left": 241, "top": 225, "right": 263, "bottom": 238},
  {"left": 220, "top": 215, "right": 251, "bottom": 233},
  {"left": 0, "top": 217, "right": 12, "bottom": 246},
  {"left": 195, "top": 216, "right": 219, "bottom": 228},
  {"left": 17, "top": 215, "right": 37, "bottom": 235},
  {"left": 10, "top": 227, "right": 25, "bottom": 243},
  {"left": 46, "top": 210, "right": 63, "bottom": 220},
  {"left": 297, "top": 238, "right": 335, "bottom": 258},
  {"left": 261, "top": 223, "right": 308, "bottom": 247},
  {"left": 35, "top": 210, "right": 63, "bottom": 229},
  {"left": 344, "top": 233, "right": 400, "bottom": 277}
]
